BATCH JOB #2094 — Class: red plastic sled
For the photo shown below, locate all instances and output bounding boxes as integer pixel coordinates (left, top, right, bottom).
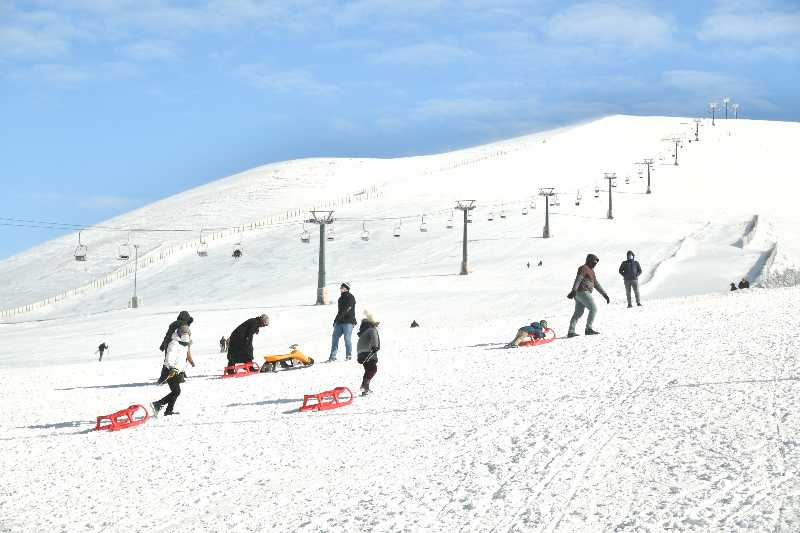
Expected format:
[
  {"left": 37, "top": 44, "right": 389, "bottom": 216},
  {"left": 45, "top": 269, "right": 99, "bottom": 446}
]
[
  {"left": 96, "top": 404, "right": 149, "bottom": 431},
  {"left": 299, "top": 387, "right": 353, "bottom": 412},
  {"left": 518, "top": 327, "right": 557, "bottom": 347},
  {"left": 222, "top": 362, "right": 261, "bottom": 378}
]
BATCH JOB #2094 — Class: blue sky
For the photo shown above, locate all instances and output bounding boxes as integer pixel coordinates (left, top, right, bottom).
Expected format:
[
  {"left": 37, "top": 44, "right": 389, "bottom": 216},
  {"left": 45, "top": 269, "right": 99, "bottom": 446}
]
[{"left": 1, "top": 0, "right": 798, "bottom": 260}]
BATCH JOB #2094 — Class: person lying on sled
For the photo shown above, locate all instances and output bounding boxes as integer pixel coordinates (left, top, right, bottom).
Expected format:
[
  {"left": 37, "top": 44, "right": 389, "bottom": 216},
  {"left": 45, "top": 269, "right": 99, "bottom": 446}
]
[{"left": 504, "top": 319, "right": 548, "bottom": 348}]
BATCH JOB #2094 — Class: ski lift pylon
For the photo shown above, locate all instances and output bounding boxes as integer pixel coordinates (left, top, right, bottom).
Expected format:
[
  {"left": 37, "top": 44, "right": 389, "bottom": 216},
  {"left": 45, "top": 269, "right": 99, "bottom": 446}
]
[{"left": 446, "top": 211, "right": 454, "bottom": 229}]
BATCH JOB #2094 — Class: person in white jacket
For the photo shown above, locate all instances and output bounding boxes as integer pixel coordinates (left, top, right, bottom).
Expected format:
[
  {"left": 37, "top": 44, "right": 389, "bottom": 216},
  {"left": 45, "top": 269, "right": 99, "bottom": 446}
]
[{"left": 152, "top": 324, "right": 194, "bottom": 416}]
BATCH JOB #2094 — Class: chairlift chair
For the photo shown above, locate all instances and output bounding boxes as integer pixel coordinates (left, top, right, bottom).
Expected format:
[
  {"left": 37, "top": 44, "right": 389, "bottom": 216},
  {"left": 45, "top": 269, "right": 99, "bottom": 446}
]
[
  {"left": 499, "top": 209, "right": 506, "bottom": 219},
  {"left": 419, "top": 216, "right": 428, "bottom": 233},
  {"left": 488, "top": 212, "right": 495, "bottom": 222},
  {"left": 197, "top": 231, "right": 209, "bottom": 257},
  {"left": 232, "top": 242, "right": 244, "bottom": 258},
  {"left": 467, "top": 213, "right": 473, "bottom": 224},
  {"left": 326, "top": 226, "right": 335, "bottom": 241},
  {"left": 594, "top": 185, "right": 600, "bottom": 198},
  {"left": 117, "top": 242, "right": 131, "bottom": 261},
  {"left": 446, "top": 214, "right": 454, "bottom": 229},
  {"left": 575, "top": 190, "right": 582, "bottom": 206},
  {"left": 74, "top": 231, "right": 88, "bottom": 262},
  {"left": 625, "top": 176, "right": 630, "bottom": 185},
  {"left": 300, "top": 224, "right": 311, "bottom": 244},
  {"left": 360, "top": 222, "right": 370, "bottom": 241},
  {"left": 393, "top": 220, "right": 402, "bottom": 238},
  {"left": 522, "top": 206, "right": 529, "bottom": 215}
]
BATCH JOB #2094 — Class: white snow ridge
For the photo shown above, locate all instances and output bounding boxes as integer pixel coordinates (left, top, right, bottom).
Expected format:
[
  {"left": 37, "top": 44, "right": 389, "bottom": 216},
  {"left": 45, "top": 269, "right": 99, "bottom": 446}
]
[{"left": 1, "top": 115, "right": 799, "bottom": 532}]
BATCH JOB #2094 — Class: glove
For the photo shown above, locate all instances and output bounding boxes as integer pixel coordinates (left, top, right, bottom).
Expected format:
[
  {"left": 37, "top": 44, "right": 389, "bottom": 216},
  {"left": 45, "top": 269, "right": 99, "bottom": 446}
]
[
  {"left": 567, "top": 291, "right": 575, "bottom": 299},
  {"left": 190, "top": 361, "right": 196, "bottom": 368},
  {"left": 604, "top": 294, "right": 610, "bottom": 304}
]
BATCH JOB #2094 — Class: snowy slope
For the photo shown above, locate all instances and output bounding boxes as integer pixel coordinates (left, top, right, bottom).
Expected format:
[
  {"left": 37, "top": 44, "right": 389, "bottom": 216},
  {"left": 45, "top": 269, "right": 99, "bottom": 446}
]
[{"left": 1, "top": 115, "right": 800, "bottom": 532}]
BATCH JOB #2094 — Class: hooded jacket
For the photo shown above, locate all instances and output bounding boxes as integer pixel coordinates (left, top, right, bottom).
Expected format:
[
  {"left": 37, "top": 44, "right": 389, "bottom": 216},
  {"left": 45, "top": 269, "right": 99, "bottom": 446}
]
[
  {"left": 356, "top": 319, "right": 380, "bottom": 356},
  {"left": 160, "top": 311, "right": 193, "bottom": 352},
  {"left": 618, "top": 251, "right": 642, "bottom": 281},
  {"left": 227, "top": 317, "right": 263, "bottom": 362},
  {"left": 572, "top": 254, "right": 607, "bottom": 296}
]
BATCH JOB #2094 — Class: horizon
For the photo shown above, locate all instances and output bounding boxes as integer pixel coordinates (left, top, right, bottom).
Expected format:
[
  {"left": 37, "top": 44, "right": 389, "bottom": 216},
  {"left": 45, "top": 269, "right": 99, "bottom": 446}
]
[{"left": 2, "top": 0, "right": 799, "bottom": 260}]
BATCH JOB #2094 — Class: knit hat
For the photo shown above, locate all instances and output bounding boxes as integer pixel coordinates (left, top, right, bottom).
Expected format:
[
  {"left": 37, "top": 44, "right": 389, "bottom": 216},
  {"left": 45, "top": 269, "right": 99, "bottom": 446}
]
[
  {"left": 340, "top": 282, "right": 351, "bottom": 291},
  {"left": 364, "top": 310, "right": 379, "bottom": 326},
  {"left": 258, "top": 314, "right": 269, "bottom": 326}
]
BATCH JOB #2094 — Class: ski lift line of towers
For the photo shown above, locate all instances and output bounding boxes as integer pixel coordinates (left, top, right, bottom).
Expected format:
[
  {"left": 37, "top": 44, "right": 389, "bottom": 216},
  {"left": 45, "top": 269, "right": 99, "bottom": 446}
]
[{"left": 1, "top": 186, "right": 381, "bottom": 320}]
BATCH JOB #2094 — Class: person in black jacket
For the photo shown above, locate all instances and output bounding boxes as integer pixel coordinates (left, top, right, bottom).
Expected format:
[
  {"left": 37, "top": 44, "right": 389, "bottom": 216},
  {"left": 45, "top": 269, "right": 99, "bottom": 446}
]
[
  {"left": 328, "top": 282, "right": 356, "bottom": 362},
  {"left": 738, "top": 278, "right": 750, "bottom": 289},
  {"left": 618, "top": 250, "right": 643, "bottom": 308},
  {"left": 96, "top": 342, "right": 109, "bottom": 362},
  {"left": 227, "top": 314, "right": 269, "bottom": 366},
  {"left": 158, "top": 310, "right": 193, "bottom": 382}
]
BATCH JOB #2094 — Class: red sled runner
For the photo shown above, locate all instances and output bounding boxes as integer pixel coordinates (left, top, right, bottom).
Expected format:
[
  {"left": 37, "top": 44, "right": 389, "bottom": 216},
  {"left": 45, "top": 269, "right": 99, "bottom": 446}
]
[
  {"left": 518, "top": 327, "right": 557, "bottom": 347},
  {"left": 96, "top": 404, "right": 149, "bottom": 431},
  {"left": 222, "top": 362, "right": 261, "bottom": 378},
  {"left": 299, "top": 386, "right": 353, "bottom": 412}
]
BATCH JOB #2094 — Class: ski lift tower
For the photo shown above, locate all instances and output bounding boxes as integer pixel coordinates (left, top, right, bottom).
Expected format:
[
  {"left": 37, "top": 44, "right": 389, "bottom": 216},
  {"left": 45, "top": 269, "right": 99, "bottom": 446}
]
[
  {"left": 455, "top": 200, "right": 476, "bottom": 275},
  {"left": 129, "top": 244, "right": 140, "bottom": 308},
  {"left": 693, "top": 119, "right": 702, "bottom": 142},
  {"left": 603, "top": 173, "right": 617, "bottom": 219},
  {"left": 538, "top": 188, "right": 555, "bottom": 238},
  {"left": 637, "top": 159, "right": 654, "bottom": 194},
  {"left": 709, "top": 102, "right": 718, "bottom": 126},
  {"left": 732, "top": 103, "right": 740, "bottom": 119},
  {"left": 723, "top": 96, "right": 731, "bottom": 120},
  {"left": 307, "top": 210, "right": 334, "bottom": 305}
]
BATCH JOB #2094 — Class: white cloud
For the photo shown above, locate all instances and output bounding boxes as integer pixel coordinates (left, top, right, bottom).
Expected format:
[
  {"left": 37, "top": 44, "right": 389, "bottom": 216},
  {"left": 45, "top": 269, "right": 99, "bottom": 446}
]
[
  {"left": 546, "top": 2, "right": 674, "bottom": 49},
  {"left": 698, "top": 11, "right": 800, "bottom": 43},
  {"left": 120, "top": 40, "right": 179, "bottom": 62},
  {"left": 661, "top": 69, "right": 752, "bottom": 93},
  {"left": 233, "top": 64, "right": 338, "bottom": 95},
  {"left": 7, "top": 63, "right": 90, "bottom": 86},
  {"left": 371, "top": 42, "right": 478, "bottom": 67}
]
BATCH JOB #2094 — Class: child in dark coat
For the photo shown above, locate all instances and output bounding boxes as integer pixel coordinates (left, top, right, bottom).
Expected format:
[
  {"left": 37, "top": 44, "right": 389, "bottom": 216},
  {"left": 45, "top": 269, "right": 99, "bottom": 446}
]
[{"left": 356, "top": 311, "right": 380, "bottom": 396}]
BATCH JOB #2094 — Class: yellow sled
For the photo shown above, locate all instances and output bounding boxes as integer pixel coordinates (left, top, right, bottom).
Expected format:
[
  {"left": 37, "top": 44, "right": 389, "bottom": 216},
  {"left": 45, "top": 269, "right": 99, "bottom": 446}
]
[{"left": 261, "top": 344, "right": 315, "bottom": 372}]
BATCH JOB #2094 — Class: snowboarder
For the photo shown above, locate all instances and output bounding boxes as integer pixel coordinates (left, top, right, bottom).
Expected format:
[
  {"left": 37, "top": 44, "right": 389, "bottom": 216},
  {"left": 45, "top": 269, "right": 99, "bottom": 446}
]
[
  {"left": 328, "top": 282, "right": 356, "bottom": 362},
  {"left": 504, "top": 320, "right": 548, "bottom": 348},
  {"left": 232, "top": 249, "right": 242, "bottom": 260},
  {"left": 151, "top": 324, "right": 195, "bottom": 416},
  {"left": 96, "top": 342, "right": 109, "bottom": 362},
  {"left": 227, "top": 314, "right": 269, "bottom": 367},
  {"left": 618, "top": 250, "right": 643, "bottom": 308},
  {"left": 567, "top": 253, "right": 610, "bottom": 337},
  {"left": 158, "top": 310, "right": 193, "bottom": 382},
  {"left": 356, "top": 311, "right": 380, "bottom": 395},
  {"left": 738, "top": 278, "right": 750, "bottom": 289},
  {"left": 219, "top": 336, "right": 227, "bottom": 353}
]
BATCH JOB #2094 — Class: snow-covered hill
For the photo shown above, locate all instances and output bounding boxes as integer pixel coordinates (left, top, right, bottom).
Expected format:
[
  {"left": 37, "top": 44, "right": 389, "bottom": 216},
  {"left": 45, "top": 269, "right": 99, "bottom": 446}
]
[{"left": 1, "top": 115, "right": 799, "bottom": 532}]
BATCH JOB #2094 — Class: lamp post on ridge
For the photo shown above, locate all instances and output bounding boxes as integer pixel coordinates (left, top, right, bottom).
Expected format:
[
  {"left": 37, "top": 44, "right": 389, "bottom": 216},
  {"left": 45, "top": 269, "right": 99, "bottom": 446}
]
[
  {"left": 455, "top": 200, "right": 476, "bottom": 275},
  {"left": 307, "top": 210, "right": 335, "bottom": 304},
  {"left": 539, "top": 188, "right": 555, "bottom": 238}
]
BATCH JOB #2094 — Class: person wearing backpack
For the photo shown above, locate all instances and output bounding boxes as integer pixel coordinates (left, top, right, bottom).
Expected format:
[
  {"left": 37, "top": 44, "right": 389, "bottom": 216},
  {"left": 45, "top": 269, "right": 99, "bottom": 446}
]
[
  {"left": 618, "top": 250, "right": 643, "bottom": 308},
  {"left": 504, "top": 320, "right": 548, "bottom": 348},
  {"left": 152, "top": 324, "right": 194, "bottom": 416},
  {"left": 158, "top": 311, "right": 193, "bottom": 382},
  {"left": 356, "top": 311, "right": 380, "bottom": 396}
]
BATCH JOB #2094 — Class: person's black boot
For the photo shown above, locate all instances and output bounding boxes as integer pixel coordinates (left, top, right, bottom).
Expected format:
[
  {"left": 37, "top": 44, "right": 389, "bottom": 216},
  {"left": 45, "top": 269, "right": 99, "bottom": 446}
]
[{"left": 585, "top": 329, "right": 600, "bottom": 335}]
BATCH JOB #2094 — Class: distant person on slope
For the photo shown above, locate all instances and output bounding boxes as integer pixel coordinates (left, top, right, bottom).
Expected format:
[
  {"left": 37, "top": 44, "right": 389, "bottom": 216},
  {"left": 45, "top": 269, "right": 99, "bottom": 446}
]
[
  {"left": 227, "top": 314, "right": 269, "bottom": 368},
  {"left": 328, "top": 282, "right": 357, "bottom": 362},
  {"left": 96, "top": 342, "right": 109, "bottom": 362},
  {"left": 504, "top": 320, "right": 548, "bottom": 348},
  {"left": 158, "top": 310, "right": 193, "bottom": 383},
  {"left": 356, "top": 311, "right": 380, "bottom": 396},
  {"left": 738, "top": 278, "right": 750, "bottom": 289},
  {"left": 618, "top": 250, "right": 643, "bottom": 308},
  {"left": 151, "top": 324, "right": 194, "bottom": 417},
  {"left": 730, "top": 282, "right": 738, "bottom": 291},
  {"left": 219, "top": 336, "right": 227, "bottom": 353},
  {"left": 567, "top": 254, "right": 609, "bottom": 337}
]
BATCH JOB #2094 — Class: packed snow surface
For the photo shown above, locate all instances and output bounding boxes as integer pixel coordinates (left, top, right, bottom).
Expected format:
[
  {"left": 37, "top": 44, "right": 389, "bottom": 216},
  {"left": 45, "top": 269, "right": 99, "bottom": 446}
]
[{"left": 1, "top": 115, "right": 799, "bottom": 532}]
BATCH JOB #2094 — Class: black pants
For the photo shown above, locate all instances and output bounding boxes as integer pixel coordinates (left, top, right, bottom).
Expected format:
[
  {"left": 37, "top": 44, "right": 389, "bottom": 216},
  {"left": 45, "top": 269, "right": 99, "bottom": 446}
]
[
  {"left": 361, "top": 360, "right": 378, "bottom": 389},
  {"left": 155, "top": 375, "right": 181, "bottom": 414}
]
